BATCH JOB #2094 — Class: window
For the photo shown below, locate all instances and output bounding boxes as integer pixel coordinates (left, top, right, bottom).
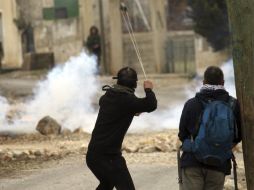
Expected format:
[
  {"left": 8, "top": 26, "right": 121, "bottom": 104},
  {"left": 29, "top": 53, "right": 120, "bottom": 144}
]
[
  {"left": 166, "top": 0, "right": 193, "bottom": 31},
  {"left": 55, "top": 7, "right": 68, "bottom": 19},
  {"left": 43, "top": 0, "right": 79, "bottom": 20}
]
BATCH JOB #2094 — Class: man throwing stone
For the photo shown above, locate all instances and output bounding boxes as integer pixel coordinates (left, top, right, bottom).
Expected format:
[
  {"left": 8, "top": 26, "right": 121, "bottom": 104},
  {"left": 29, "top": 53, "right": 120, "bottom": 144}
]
[{"left": 86, "top": 67, "right": 157, "bottom": 190}]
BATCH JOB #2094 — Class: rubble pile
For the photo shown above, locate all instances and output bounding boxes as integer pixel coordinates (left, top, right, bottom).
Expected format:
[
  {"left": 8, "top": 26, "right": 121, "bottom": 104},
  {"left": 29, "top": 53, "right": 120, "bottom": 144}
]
[
  {"left": 122, "top": 131, "right": 180, "bottom": 153},
  {"left": 0, "top": 129, "right": 242, "bottom": 165}
]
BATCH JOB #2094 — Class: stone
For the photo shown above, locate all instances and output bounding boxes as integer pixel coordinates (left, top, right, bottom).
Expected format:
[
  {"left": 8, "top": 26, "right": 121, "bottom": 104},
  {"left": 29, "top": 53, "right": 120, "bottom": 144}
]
[
  {"left": 34, "top": 150, "right": 42, "bottom": 157},
  {"left": 0, "top": 149, "right": 6, "bottom": 159},
  {"left": 73, "top": 127, "right": 84, "bottom": 134},
  {"left": 61, "top": 128, "right": 72, "bottom": 136},
  {"left": 28, "top": 155, "right": 36, "bottom": 160},
  {"left": 49, "top": 152, "right": 59, "bottom": 158},
  {"left": 36, "top": 116, "right": 61, "bottom": 135},
  {"left": 12, "top": 151, "right": 29, "bottom": 160},
  {"left": 79, "top": 146, "right": 87, "bottom": 153},
  {"left": 123, "top": 146, "right": 139, "bottom": 153},
  {"left": 138, "top": 146, "right": 157, "bottom": 153},
  {"left": 155, "top": 143, "right": 172, "bottom": 152},
  {"left": 3, "top": 153, "right": 13, "bottom": 162}
]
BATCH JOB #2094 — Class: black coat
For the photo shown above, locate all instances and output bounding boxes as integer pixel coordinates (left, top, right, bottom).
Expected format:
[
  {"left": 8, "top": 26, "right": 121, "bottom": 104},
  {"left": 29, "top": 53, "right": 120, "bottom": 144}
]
[
  {"left": 178, "top": 89, "right": 242, "bottom": 175},
  {"left": 88, "top": 86, "right": 157, "bottom": 155}
]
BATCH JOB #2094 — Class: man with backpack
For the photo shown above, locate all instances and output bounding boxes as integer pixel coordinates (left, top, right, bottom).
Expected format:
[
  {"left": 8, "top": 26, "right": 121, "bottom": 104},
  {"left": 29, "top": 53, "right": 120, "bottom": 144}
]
[{"left": 178, "top": 66, "right": 242, "bottom": 190}]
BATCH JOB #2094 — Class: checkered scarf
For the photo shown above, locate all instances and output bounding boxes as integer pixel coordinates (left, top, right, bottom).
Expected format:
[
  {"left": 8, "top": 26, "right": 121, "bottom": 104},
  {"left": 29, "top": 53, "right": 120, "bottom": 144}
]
[{"left": 200, "top": 84, "right": 225, "bottom": 92}]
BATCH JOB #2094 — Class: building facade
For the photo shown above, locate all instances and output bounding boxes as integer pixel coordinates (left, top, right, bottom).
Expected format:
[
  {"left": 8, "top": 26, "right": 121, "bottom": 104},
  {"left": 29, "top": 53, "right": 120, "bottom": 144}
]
[{"left": 0, "top": 0, "right": 229, "bottom": 74}]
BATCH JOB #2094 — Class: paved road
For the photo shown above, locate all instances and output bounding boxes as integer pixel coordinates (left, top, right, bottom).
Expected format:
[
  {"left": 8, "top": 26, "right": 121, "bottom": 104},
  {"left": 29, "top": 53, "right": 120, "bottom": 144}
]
[{"left": 0, "top": 161, "right": 178, "bottom": 190}]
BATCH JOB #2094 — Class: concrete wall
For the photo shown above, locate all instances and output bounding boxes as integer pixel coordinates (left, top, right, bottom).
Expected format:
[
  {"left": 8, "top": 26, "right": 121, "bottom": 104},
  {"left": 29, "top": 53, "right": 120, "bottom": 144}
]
[
  {"left": 34, "top": 19, "right": 83, "bottom": 64},
  {"left": 0, "top": 0, "right": 23, "bottom": 67},
  {"left": 16, "top": 0, "right": 85, "bottom": 64}
]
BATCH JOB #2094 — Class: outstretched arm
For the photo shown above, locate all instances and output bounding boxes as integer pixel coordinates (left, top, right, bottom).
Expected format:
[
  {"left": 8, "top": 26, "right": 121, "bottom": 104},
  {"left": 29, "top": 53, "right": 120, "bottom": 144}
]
[{"left": 124, "top": 81, "right": 157, "bottom": 114}]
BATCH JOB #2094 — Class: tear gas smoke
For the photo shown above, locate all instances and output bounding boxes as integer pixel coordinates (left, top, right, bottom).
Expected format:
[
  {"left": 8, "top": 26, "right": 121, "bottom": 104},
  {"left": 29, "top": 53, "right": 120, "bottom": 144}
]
[
  {"left": 0, "top": 51, "right": 98, "bottom": 133},
  {"left": 0, "top": 56, "right": 235, "bottom": 134},
  {"left": 0, "top": 96, "right": 10, "bottom": 127},
  {"left": 221, "top": 59, "right": 236, "bottom": 97},
  {"left": 130, "top": 59, "right": 236, "bottom": 132}
]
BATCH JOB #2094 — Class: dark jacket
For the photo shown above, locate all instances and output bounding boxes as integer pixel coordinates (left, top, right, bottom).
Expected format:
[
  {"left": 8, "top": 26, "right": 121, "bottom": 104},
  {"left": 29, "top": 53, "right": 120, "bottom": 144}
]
[
  {"left": 86, "top": 35, "right": 101, "bottom": 56},
  {"left": 178, "top": 89, "right": 242, "bottom": 175},
  {"left": 88, "top": 85, "right": 157, "bottom": 155}
]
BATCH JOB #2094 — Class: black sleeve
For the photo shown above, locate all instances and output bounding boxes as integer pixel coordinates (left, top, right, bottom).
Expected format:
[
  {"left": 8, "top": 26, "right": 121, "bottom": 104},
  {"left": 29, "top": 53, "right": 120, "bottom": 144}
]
[
  {"left": 123, "top": 88, "right": 157, "bottom": 114},
  {"left": 178, "top": 98, "right": 203, "bottom": 142},
  {"left": 233, "top": 100, "right": 242, "bottom": 144},
  {"left": 178, "top": 102, "right": 190, "bottom": 142}
]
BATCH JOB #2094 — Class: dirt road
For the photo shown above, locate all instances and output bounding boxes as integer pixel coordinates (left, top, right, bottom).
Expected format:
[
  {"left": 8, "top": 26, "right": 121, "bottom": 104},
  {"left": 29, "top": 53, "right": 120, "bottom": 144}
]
[{"left": 0, "top": 157, "right": 179, "bottom": 190}]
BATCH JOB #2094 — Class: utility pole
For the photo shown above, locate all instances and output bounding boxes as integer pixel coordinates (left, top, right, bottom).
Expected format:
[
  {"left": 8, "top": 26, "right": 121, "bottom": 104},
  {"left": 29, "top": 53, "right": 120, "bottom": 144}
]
[{"left": 226, "top": 1, "right": 254, "bottom": 189}]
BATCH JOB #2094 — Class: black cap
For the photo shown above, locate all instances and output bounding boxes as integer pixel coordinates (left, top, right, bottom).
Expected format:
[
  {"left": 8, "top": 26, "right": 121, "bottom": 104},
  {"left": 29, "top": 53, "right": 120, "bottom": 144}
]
[{"left": 113, "top": 67, "right": 138, "bottom": 89}]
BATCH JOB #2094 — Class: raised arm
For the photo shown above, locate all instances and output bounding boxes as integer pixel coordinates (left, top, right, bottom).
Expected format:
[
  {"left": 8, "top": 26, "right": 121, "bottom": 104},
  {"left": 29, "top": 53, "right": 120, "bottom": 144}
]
[{"left": 123, "top": 81, "right": 157, "bottom": 114}]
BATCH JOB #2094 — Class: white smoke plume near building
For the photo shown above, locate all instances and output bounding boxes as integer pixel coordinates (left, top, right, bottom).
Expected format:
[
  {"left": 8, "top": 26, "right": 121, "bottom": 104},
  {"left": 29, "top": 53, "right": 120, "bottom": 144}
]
[
  {"left": 0, "top": 51, "right": 98, "bottom": 133},
  {"left": 0, "top": 55, "right": 236, "bottom": 134},
  {"left": 221, "top": 59, "right": 236, "bottom": 97},
  {"left": 0, "top": 96, "right": 10, "bottom": 128}
]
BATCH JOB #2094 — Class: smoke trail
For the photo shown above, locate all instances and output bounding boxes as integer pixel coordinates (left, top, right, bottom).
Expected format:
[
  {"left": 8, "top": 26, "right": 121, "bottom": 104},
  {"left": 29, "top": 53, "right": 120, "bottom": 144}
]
[
  {"left": 0, "top": 96, "right": 10, "bottom": 127},
  {"left": 130, "top": 59, "right": 236, "bottom": 132},
  {"left": 221, "top": 59, "right": 236, "bottom": 97},
  {"left": 0, "top": 57, "right": 236, "bottom": 133},
  {"left": 2, "top": 51, "right": 99, "bottom": 133}
]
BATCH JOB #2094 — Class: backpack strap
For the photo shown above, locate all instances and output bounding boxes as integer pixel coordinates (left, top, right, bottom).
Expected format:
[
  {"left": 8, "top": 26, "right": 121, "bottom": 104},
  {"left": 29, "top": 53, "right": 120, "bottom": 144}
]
[
  {"left": 192, "top": 98, "right": 210, "bottom": 140},
  {"left": 177, "top": 146, "right": 183, "bottom": 184},
  {"left": 232, "top": 154, "right": 238, "bottom": 190},
  {"left": 228, "top": 96, "right": 237, "bottom": 111},
  {"left": 228, "top": 96, "right": 239, "bottom": 141},
  {"left": 228, "top": 97, "right": 239, "bottom": 190}
]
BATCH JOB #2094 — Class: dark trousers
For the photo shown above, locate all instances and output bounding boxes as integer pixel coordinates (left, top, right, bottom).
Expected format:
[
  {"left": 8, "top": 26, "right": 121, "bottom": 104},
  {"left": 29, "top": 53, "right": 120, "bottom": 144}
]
[
  {"left": 180, "top": 167, "right": 225, "bottom": 190},
  {"left": 86, "top": 152, "right": 135, "bottom": 190}
]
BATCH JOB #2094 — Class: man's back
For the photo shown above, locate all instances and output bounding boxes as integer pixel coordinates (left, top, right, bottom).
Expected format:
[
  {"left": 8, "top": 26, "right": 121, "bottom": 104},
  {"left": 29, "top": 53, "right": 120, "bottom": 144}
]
[
  {"left": 179, "top": 88, "right": 241, "bottom": 174},
  {"left": 88, "top": 86, "right": 157, "bottom": 154},
  {"left": 178, "top": 66, "right": 242, "bottom": 190}
]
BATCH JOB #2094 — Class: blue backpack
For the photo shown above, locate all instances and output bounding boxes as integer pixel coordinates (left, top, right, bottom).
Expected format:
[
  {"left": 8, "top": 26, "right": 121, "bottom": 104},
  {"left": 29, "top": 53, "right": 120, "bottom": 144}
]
[{"left": 183, "top": 97, "right": 237, "bottom": 166}]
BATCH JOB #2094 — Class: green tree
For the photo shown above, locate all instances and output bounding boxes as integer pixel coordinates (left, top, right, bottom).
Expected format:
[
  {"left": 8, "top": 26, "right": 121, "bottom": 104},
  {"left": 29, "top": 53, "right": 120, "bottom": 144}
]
[{"left": 189, "top": 0, "right": 229, "bottom": 51}]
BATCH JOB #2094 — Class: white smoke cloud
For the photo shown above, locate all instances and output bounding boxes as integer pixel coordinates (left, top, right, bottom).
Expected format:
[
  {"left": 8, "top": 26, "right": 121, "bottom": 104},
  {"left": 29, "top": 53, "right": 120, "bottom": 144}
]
[
  {"left": 0, "top": 96, "right": 10, "bottom": 127},
  {"left": 130, "top": 104, "right": 184, "bottom": 132},
  {"left": 221, "top": 59, "right": 236, "bottom": 97},
  {"left": 130, "top": 59, "right": 236, "bottom": 132},
  {"left": 0, "top": 57, "right": 236, "bottom": 134},
  {"left": 0, "top": 51, "right": 98, "bottom": 133}
]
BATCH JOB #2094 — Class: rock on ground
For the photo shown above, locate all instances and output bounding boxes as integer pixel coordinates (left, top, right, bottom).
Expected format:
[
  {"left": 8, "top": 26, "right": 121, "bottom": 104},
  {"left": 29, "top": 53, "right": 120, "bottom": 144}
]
[{"left": 36, "top": 116, "right": 61, "bottom": 135}]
